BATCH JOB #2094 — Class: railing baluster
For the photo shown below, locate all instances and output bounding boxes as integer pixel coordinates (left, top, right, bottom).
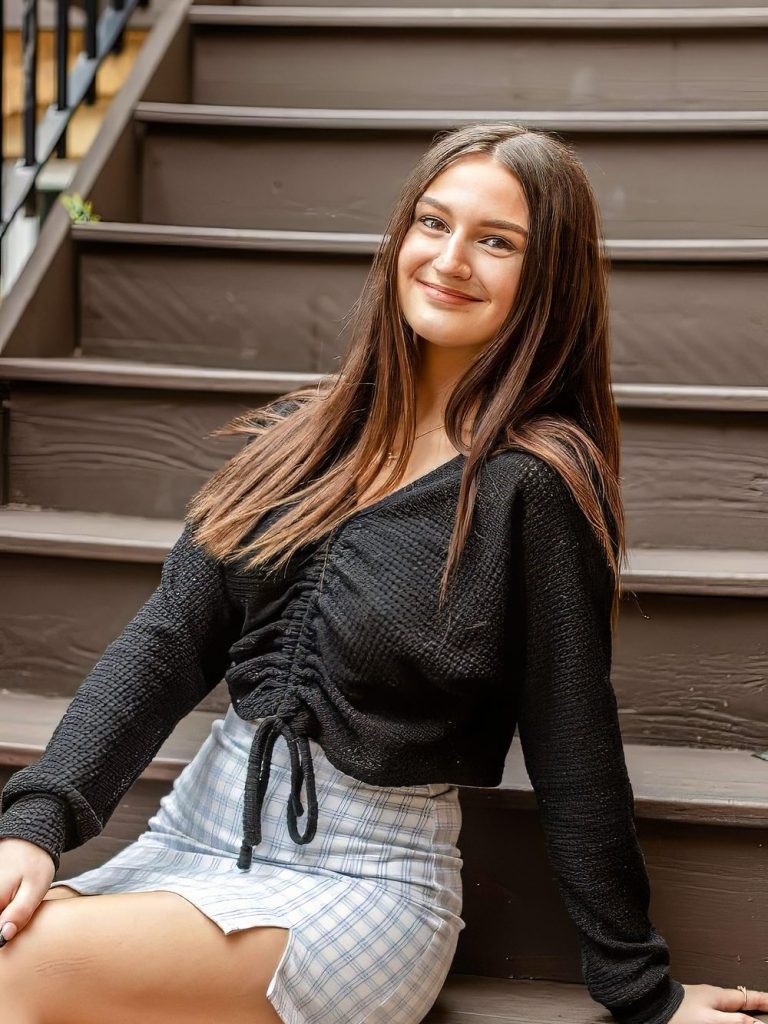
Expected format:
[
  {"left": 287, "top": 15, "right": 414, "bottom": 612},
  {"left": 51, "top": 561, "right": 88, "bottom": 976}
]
[
  {"left": 84, "top": 0, "right": 97, "bottom": 105},
  {"left": 55, "top": 0, "right": 70, "bottom": 159},
  {"left": 0, "top": 0, "right": 141, "bottom": 249},
  {"left": 21, "top": 0, "right": 38, "bottom": 169}
]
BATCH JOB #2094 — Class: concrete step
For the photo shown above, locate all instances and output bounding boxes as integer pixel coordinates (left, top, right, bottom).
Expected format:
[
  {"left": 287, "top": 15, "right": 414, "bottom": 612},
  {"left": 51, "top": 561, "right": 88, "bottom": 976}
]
[
  {"left": 133, "top": 103, "right": 768, "bottom": 239},
  {"left": 185, "top": 6, "right": 768, "bottom": 111},
  {"left": 1, "top": 508, "right": 766, "bottom": 749},
  {"left": 67, "top": 222, "right": 768, "bottom": 388}
]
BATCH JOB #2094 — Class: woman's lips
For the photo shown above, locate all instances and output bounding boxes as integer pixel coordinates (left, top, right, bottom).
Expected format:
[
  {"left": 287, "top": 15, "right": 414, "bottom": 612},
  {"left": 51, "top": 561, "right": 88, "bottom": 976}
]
[{"left": 418, "top": 280, "right": 481, "bottom": 305}]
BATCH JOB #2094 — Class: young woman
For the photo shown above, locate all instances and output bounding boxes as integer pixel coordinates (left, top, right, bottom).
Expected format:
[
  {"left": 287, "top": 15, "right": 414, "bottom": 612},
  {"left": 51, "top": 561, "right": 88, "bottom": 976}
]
[{"left": 0, "top": 122, "right": 765, "bottom": 1024}]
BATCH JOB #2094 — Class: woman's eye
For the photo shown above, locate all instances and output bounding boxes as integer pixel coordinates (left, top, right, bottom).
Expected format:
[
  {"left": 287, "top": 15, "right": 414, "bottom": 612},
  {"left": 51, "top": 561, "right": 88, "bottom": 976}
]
[
  {"left": 484, "top": 236, "right": 515, "bottom": 251},
  {"left": 417, "top": 216, "right": 515, "bottom": 251}
]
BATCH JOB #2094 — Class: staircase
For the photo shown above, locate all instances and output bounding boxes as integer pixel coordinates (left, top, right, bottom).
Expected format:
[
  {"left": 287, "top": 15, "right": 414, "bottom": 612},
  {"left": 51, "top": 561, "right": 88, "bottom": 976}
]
[{"left": 1, "top": 1, "right": 767, "bottom": 1017}]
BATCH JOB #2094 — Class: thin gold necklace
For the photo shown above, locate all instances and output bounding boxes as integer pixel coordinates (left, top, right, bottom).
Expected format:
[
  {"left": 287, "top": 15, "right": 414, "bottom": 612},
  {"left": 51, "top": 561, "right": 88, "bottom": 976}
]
[{"left": 386, "top": 423, "right": 444, "bottom": 460}]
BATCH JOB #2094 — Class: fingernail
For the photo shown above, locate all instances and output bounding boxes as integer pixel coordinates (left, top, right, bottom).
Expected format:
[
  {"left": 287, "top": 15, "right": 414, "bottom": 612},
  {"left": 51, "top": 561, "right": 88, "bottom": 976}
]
[{"left": 0, "top": 921, "right": 16, "bottom": 945}]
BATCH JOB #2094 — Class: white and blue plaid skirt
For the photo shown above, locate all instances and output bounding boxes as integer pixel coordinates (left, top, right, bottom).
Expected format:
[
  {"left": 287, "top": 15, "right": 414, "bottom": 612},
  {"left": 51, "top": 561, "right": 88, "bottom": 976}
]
[{"left": 49, "top": 704, "right": 466, "bottom": 1024}]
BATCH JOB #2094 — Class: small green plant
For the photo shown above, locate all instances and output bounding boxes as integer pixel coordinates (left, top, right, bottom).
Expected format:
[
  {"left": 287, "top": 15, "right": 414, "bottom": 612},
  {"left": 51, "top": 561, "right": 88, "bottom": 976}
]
[{"left": 59, "top": 192, "right": 102, "bottom": 223}]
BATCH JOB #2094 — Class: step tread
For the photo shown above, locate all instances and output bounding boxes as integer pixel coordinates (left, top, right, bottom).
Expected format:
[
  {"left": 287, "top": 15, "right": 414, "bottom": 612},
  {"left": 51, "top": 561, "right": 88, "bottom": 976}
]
[
  {"left": 70, "top": 220, "right": 768, "bottom": 261},
  {"left": 134, "top": 101, "right": 768, "bottom": 132},
  {"left": 430, "top": 974, "right": 651, "bottom": 1023},
  {"left": 188, "top": 4, "right": 768, "bottom": 29},
  {"left": 1, "top": 690, "right": 765, "bottom": 825},
  {"left": 1, "top": 508, "right": 767, "bottom": 594},
  {"left": 0, "top": 356, "right": 316, "bottom": 393},
  {"left": 3, "top": 356, "right": 768, "bottom": 410}
]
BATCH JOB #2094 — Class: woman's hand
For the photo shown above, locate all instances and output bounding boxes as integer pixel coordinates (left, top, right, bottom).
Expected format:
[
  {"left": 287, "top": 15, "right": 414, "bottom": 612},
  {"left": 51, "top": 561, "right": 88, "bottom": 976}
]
[
  {"left": 0, "top": 837, "right": 57, "bottom": 947},
  {"left": 669, "top": 984, "right": 768, "bottom": 1023}
]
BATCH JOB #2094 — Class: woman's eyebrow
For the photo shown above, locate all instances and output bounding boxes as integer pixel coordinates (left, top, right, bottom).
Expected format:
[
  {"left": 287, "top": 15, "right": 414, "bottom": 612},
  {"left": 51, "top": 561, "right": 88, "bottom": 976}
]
[{"left": 417, "top": 195, "right": 529, "bottom": 239}]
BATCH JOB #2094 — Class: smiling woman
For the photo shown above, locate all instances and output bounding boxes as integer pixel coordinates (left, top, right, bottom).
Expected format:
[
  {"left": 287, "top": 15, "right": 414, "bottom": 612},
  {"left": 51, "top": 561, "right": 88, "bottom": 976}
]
[
  {"left": 397, "top": 155, "right": 530, "bottom": 351},
  {"left": 5, "top": 121, "right": 762, "bottom": 1024}
]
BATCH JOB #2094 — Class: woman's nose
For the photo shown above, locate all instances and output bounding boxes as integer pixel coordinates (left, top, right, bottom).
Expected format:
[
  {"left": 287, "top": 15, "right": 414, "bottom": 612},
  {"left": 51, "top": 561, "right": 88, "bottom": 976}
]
[{"left": 433, "top": 238, "right": 471, "bottom": 277}]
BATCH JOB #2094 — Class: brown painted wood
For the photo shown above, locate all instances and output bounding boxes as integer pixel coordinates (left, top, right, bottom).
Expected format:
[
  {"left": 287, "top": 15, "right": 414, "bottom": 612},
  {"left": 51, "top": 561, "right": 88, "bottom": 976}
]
[
  {"left": 137, "top": 115, "right": 768, "bottom": 239},
  {"left": 71, "top": 229, "right": 768, "bottom": 386},
  {"left": 78, "top": 244, "right": 359, "bottom": 370},
  {"left": 5, "top": 383, "right": 247, "bottom": 518},
  {"left": 188, "top": 16, "right": 768, "bottom": 112},
  {"left": 230, "top": 0, "right": 768, "bottom": 7},
  {"left": 5, "top": 381, "right": 767, "bottom": 548},
  {"left": 3, "top": 690, "right": 766, "bottom": 823},
  {"left": 0, "top": 0, "right": 192, "bottom": 360},
  {"left": 620, "top": 407, "right": 768, "bottom": 550},
  {"left": 0, "top": 513, "right": 766, "bottom": 747},
  {"left": 2, "top": 708, "right": 765, "bottom": 984}
]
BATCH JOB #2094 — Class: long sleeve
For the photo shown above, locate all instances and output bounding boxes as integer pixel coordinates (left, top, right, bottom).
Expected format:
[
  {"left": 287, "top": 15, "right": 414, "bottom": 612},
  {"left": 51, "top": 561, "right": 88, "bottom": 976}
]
[
  {"left": 0, "top": 522, "right": 244, "bottom": 873},
  {"left": 512, "top": 458, "right": 685, "bottom": 1024}
]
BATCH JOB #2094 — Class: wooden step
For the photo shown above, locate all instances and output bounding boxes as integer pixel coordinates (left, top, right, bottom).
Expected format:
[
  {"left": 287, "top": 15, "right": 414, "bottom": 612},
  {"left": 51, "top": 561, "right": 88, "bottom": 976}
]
[
  {"left": 132, "top": 104, "right": 768, "bottom": 239},
  {"left": 200, "top": 0, "right": 768, "bottom": 8},
  {"left": 184, "top": 6, "right": 768, "bottom": 112},
  {"left": 1, "top": 689, "right": 765, "bottom": 822},
  {"left": 2, "top": 508, "right": 766, "bottom": 592},
  {"left": 4, "top": 357, "right": 768, "bottom": 411},
  {"left": 2, "top": 689, "right": 765, "bottom": 983},
  {"left": 65, "top": 222, "right": 768, "bottom": 387},
  {"left": 2, "top": 366, "right": 766, "bottom": 546},
  {"left": 71, "top": 221, "right": 768, "bottom": 260},
  {"left": 1, "top": 509, "right": 766, "bottom": 750}
]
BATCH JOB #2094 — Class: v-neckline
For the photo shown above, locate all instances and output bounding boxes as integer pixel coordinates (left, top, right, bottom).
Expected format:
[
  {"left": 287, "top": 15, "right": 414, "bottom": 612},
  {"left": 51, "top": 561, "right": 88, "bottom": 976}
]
[{"left": 348, "top": 452, "right": 465, "bottom": 522}]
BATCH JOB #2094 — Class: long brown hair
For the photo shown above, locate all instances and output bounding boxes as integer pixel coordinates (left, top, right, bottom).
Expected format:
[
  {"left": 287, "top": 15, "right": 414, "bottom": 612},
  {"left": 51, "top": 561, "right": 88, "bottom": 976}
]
[{"left": 187, "top": 122, "right": 626, "bottom": 632}]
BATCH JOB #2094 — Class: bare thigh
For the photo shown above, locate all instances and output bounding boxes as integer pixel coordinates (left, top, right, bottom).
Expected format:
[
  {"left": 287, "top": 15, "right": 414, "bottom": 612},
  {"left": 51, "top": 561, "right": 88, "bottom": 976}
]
[{"left": 1, "top": 886, "right": 290, "bottom": 1024}]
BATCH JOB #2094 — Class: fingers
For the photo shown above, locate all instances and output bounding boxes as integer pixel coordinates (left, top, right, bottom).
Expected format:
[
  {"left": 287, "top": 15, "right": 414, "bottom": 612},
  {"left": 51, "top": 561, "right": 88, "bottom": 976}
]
[
  {"left": 0, "top": 877, "right": 48, "bottom": 947},
  {"left": 715, "top": 986, "right": 768, "bottom": 1020},
  {"left": 0, "top": 839, "right": 55, "bottom": 948}
]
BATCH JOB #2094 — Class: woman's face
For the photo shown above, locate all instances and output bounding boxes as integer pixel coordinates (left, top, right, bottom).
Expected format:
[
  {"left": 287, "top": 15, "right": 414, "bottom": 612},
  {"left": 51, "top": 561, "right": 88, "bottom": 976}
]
[{"left": 396, "top": 153, "right": 530, "bottom": 353}]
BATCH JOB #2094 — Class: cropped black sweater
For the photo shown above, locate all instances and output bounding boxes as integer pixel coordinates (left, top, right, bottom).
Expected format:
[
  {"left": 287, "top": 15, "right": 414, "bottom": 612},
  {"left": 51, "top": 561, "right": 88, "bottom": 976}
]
[{"left": 0, "top": 437, "right": 685, "bottom": 1024}]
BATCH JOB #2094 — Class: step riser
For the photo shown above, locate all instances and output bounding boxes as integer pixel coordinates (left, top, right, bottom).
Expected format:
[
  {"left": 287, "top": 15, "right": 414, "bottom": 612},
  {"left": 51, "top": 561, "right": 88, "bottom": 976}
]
[
  {"left": 455, "top": 803, "right": 768, "bottom": 983},
  {"left": 191, "top": 27, "right": 768, "bottom": 112},
  {"left": 6, "top": 385, "right": 768, "bottom": 550},
  {"left": 78, "top": 245, "right": 768, "bottom": 387},
  {"left": 3, "top": 757, "right": 763, "bottom": 983},
  {"left": 2, "top": 556, "right": 766, "bottom": 749},
  {"left": 139, "top": 126, "right": 768, "bottom": 239}
]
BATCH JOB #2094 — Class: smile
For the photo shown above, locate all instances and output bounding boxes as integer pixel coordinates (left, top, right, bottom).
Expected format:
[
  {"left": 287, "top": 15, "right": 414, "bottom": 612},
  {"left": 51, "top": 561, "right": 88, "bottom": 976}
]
[{"left": 418, "top": 281, "right": 481, "bottom": 305}]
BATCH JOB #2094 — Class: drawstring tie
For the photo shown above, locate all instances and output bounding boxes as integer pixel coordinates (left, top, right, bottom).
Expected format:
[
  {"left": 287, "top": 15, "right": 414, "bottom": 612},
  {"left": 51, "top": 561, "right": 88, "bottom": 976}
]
[{"left": 237, "top": 712, "right": 319, "bottom": 870}]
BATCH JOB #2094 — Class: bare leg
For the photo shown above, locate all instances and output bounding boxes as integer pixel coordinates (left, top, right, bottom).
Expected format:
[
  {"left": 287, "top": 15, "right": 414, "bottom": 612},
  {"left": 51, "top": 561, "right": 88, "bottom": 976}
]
[{"left": 1, "top": 888, "right": 290, "bottom": 1024}]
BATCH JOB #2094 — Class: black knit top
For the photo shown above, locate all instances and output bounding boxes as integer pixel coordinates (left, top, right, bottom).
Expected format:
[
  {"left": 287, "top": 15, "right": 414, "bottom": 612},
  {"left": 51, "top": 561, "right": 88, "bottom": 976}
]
[{"left": 0, "top": 437, "right": 684, "bottom": 1024}]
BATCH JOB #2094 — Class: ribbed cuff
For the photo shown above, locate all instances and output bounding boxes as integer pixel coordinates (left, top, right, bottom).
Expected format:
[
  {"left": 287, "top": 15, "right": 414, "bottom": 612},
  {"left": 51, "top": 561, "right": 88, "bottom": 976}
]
[
  {"left": 0, "top": 794, "right": 69, "bottom": 873},
  {"left": 613, "top": 978, "right": 686, "bottom": 1024}
]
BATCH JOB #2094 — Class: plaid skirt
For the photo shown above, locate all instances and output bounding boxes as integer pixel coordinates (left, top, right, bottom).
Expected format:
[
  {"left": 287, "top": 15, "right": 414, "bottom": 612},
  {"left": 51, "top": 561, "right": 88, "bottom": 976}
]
[{"left": 49, "top": 704, "right": 466, "bottom": 1024}]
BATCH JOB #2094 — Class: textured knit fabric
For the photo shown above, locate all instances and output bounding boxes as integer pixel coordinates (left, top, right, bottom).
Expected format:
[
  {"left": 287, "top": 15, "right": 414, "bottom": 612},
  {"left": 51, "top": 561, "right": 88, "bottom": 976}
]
[
  {"left": 0, "top": 412, "right": 685, "bottom": 1024},
  {"left": 47, "top": 705, "right": 465, "bottom": 1024}
]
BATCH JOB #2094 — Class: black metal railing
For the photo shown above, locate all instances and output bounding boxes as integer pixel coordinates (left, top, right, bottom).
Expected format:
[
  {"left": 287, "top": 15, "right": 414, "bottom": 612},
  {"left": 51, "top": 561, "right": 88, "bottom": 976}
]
[{"left": 0, "top": 0, "right": 148, "bottom": 275}]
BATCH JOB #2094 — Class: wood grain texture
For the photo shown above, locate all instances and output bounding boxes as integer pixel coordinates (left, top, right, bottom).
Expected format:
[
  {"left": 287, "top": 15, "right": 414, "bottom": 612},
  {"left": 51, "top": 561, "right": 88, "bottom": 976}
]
[
  {"left": 621, "top": 408, "right": 768, "bottom": 549},
  {"left": 4, "top": 761, "right": 760, "bottom": 988},
  {"left": 79, "top": 246, "right": 359, "bottom": 370},
  {"left": 616, "top": 592, "right": 768, "bottom": 749},
  {"left": 6, "top": 384, "right": 767, "bottom": 547},
  {"left": 1, "top": 548, "right": 766, "bottom": 747},
  {"left": 191, "top": 25, "right": 768, "bottom": 112},
  {"left": 140, "top": 125, "right": 768, "bottom": 239},
  {"left": 77, "top": 244, "right": 768, "bottom": 386},
  {"left": 7, "top": 384, "right": 249, "bottom": 518}
]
